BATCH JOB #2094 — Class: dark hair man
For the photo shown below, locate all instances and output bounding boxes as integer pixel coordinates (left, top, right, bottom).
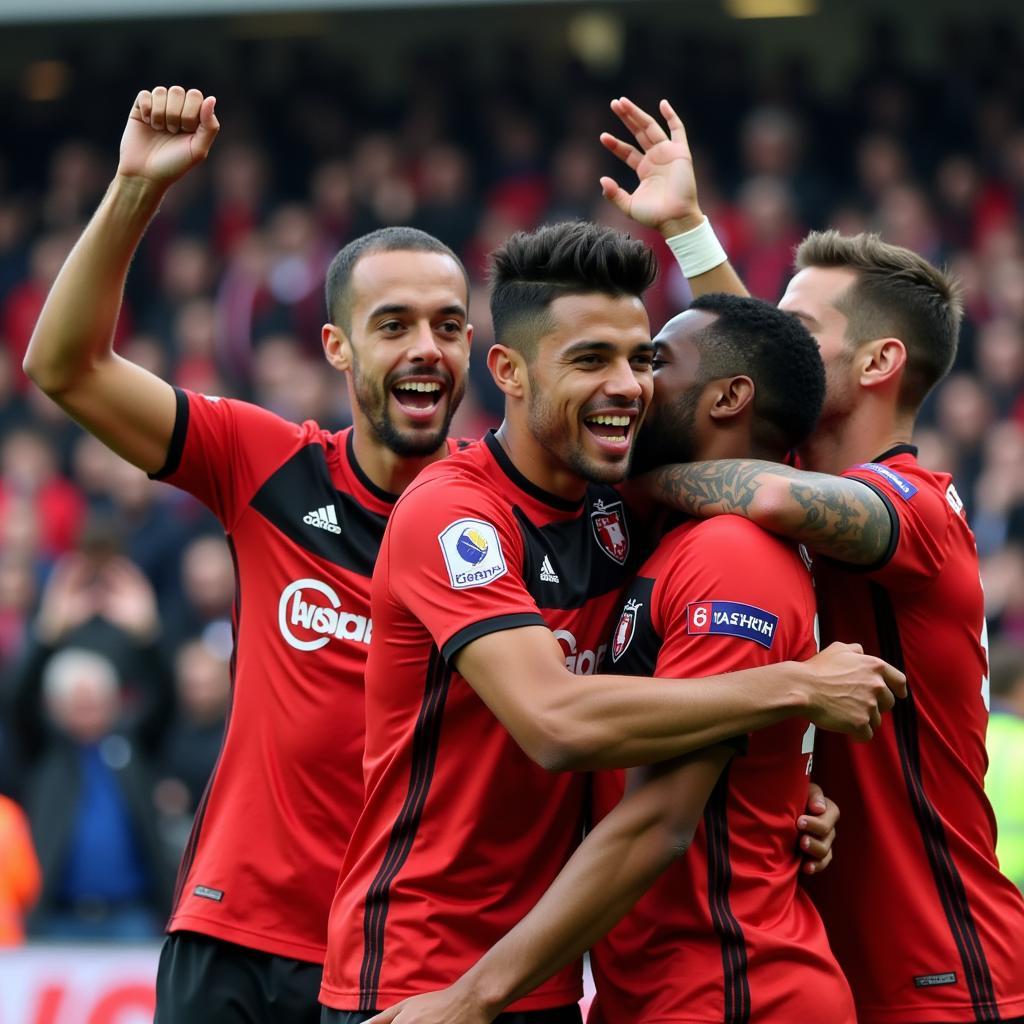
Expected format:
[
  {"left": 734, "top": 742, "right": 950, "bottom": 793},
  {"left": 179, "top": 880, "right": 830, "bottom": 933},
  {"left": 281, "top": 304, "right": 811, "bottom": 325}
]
[
  {"left": 23, "top": 86, "right": 473, "bottom": 1024},
  {"left": 318, "top": 222, "right": 903, "bottom": 1024},
  {"left": 600, "top": 96, "right": 1024, "bottom": 1024}
]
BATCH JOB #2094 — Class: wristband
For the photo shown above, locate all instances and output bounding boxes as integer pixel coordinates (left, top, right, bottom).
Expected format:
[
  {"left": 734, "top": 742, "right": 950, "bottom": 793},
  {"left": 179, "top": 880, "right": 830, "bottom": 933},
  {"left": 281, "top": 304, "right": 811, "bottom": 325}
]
[{"left": 665, "top": 217, "right": 728, "bottom": 278}]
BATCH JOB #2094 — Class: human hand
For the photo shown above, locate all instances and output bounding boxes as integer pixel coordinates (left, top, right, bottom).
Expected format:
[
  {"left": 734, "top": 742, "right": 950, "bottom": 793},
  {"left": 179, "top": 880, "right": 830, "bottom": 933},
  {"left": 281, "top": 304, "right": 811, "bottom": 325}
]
[
  {"left": 96, "top": 557, "right": 160, "bottom": 641},
  {"left": 35, "top": 554, "right": 97, "bottom": 643},
  {"left": 117, "top": 86, "right": 220, "bottom": 188},
  {"left": 801, "top": 642, "right": 906, "bottom": 741},
  {"left": 599, "top": 96, "right": 703, "bottom": 237},
  {"left": 365, "top": 985, "right": 495, "bottom": 1024},
  {"left": 797, "top": 782, "right": 838, "bottom": 875}
]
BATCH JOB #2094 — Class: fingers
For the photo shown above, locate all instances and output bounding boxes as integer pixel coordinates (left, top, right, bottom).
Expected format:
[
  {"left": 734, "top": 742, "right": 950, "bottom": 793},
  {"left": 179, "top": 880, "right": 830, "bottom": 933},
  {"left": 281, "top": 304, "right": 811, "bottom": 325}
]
[
  {"left": 882, "top": 661, "right": 908, "bottom": 699},
  {"left": 164, "top": 85, "right": 187, "bottom": 133},
  {"left": 801, "top": 833, "right": 833, "bottom": 860},
  {"left": 132, "top": 89, "right": 153, "bottom": 124},
  {"left": 599, "top": 131, "right": 642, "bottom": 171},
  {"left": 149, "top": 86, "right": 168, "bottom": 131},
  {"left": 180, "top": 88, "right": 204, "bottom": 133},
  {"left": 659, "top": 98, "right": 690, "bottom": 149},
  {"left": 599, "top": 176, "right": 631, "bottom": 216},
  {"left": 803, "top": 848, "right": 833, "bottom": 875},
  {"left": 612, "top": 95, "right": 668, "bottom": 149},
  {"left": 191, "top": 96, "right": 220, "bottom": 161},
  {"left": 805, "top": 782, "right": 829, "bottom": 816}
]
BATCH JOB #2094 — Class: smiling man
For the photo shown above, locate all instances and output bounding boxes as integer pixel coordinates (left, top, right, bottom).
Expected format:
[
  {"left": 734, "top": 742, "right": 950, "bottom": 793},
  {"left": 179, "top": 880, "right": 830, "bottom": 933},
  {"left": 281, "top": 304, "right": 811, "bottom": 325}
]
[
  {"left": 23, "top": 86, "right": 473, "bottom": 1024},
  {"left": 317, "top": 222, "right": 905, "bottom": 1024}
]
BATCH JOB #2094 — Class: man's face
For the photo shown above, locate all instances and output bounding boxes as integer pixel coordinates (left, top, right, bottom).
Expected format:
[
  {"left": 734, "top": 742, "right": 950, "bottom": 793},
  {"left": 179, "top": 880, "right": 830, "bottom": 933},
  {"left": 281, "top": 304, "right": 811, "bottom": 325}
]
[
  {"left": 524, "top": 292, "right": 653, "bottom": 485},
  {"left": 344, "top": 250, "right": 471, "bottom": 456},
  {"left": 779, "top": 266, "right": 859, "bottom": 420},
  {"left": 632, "top": 309, "right": 714, "bottom": 473}
]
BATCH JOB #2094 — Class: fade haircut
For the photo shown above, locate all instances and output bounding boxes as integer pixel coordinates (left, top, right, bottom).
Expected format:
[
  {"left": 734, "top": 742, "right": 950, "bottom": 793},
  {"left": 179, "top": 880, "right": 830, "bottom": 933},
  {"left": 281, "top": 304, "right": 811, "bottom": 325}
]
[
  {"left": 795, "top": 230, "right": 963, "bottom": 410},
  {"left": 324, "top": 226, "right": 469, "bottom": 331},
  {"left": 689, "top": 293, "right": 826, "bottom": 452},
  {"left": 488, "top": 221, "right": 658, "bottom": 359}
]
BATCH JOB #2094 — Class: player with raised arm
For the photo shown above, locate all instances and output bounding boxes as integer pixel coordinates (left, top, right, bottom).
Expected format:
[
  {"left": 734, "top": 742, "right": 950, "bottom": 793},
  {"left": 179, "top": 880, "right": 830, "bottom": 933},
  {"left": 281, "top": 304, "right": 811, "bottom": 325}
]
[
  {"left": 23, "top": 86, "right": 475, "bottom": 1024},
  {"left": 318, "top": 221, "right": 904, "bottom": 1024},
  {"left": 361, "top": 294, "right": 857, "bottom": 1024},
  {"left": 602, "top": 96, "right": 1024, "bottom": 1024}
]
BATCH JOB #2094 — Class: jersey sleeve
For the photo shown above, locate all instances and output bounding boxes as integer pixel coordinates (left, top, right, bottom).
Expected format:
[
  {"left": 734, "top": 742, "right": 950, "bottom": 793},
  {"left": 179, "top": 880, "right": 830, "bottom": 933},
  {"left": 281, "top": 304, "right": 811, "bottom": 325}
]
[
  {"left": 652, "top": 518, "right": 818, "bottom": 690},
  {"left": 842, "top": 461, "right": 955, "bottom": 589},
  {"left": 383, "top": 475, "right": 546, "bottom": 661},
  {"left": 151, "top": 387, "right": 305, "bottom": 531}
]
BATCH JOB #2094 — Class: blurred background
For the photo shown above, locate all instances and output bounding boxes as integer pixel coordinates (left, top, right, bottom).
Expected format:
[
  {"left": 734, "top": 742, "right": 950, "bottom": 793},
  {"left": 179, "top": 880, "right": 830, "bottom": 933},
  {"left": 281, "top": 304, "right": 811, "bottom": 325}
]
[{"left": 1, "top": 0, "right": 1024, "bottom": 1019}]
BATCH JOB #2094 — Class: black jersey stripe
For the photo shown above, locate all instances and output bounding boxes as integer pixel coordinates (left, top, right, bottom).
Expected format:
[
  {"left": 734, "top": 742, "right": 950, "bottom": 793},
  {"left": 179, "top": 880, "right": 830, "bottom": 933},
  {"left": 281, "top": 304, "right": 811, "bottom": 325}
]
[
  {"left": 870, "top": 584, "right": 1000, "bottom": 1021},
  {"left": 170, "top": 536, "right": 242, "bottom": 916},
  {"left": 705, "top": 768, "right": 751, "bottom": 1024},
  {"left": 359, "top": 648, "right": 452, "bottom": 1010}
]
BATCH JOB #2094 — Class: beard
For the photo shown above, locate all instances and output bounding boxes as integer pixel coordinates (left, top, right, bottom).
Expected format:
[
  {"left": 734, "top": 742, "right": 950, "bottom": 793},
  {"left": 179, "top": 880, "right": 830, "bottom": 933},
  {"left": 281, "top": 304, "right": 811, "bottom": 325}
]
[
  {"left": 630, "top": 387, "right": 701, "bottom": 476},
  {"left": 351, "top": 360, "right": 464, "bottom": 457}
]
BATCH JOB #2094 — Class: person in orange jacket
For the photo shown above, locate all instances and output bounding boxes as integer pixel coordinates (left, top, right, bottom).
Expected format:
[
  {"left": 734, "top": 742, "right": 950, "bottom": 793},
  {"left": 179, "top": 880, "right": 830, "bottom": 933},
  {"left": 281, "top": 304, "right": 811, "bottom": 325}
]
[{"left": 0, "top": 793, "right": 42, "bottom": 945}]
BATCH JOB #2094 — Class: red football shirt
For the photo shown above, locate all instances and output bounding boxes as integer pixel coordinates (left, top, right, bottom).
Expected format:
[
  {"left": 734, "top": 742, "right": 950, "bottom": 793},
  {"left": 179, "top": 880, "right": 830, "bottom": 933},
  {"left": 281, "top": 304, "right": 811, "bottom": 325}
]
[
  {"left": 808, "top": 446, "right": 1024, "bottom": 1023},
  {"left": 588, "top": 515, "right": 855, "bottom": 1024},
  {"left": 320, "top": 432, "right": 638, "bottom": 1013},
  {"left": 155, "top": 388, "right": 461, "bottom": 962}
]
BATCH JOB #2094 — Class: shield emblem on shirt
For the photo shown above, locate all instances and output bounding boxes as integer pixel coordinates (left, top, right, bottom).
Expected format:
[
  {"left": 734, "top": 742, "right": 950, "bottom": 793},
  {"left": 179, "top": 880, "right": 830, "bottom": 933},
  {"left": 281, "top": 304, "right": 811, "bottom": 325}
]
[
  {"left": 611, "top": 599, "right": 641, "bottom": 663},
  {"left": 591, "top": 499, "right": 629, "bottom": 564}
]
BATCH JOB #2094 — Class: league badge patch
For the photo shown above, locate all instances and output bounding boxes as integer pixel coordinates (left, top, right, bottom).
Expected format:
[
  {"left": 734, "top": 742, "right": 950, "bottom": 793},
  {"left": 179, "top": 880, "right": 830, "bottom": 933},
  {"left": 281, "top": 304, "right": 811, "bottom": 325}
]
[
  {"left": 687, "top": 600, "right": 779, "bottom": 649},
  {"left": 439, "top": 518, "right": 507, "bottom": 589},
  {"left": 611, "top": 599, "right": 642, "bottom": 663},
  {"left": 856, "top": 462, "right": 918, "bottom": 500},
  {"left": 591, "top": 498, "right": 629, "bottom": 564}
]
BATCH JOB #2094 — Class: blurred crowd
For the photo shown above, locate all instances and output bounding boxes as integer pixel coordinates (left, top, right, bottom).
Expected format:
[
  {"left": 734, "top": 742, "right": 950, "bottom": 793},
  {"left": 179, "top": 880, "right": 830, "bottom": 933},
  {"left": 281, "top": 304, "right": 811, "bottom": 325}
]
[{"left": 1, "top": 13, "right": 1024, "bottom": 941}]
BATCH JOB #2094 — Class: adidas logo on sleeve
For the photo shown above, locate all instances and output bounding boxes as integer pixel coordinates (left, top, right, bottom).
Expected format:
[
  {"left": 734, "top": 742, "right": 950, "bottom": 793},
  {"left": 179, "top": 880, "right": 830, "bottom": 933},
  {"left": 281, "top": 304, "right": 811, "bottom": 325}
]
[{"left": 304, "top": 505, "right": 342, "bottom": 534}]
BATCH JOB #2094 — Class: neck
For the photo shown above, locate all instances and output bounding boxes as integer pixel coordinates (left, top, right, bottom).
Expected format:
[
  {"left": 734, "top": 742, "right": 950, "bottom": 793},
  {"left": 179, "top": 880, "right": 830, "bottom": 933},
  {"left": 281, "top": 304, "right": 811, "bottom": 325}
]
[
  {"left": 350, "top": 419, "right": 448, "bottom": 497},
  {"left": 494, "top": 421, "right": 588, "bottom": 502},
  {"left": 799, "top": 397, "right": 915, "bottom": 474}
]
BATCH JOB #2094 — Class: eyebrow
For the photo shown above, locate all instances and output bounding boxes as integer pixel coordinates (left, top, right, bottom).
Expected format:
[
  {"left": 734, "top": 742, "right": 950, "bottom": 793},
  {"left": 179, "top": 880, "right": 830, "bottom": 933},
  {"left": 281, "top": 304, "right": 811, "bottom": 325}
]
[
  {"left": 790, "top": 309, "right": 821, "bottom": 329},
  {"left": 562, "top": 339, "right": 655, "bottom": 358},
  {"left": 367, "top": 302, "right": 468, "bottom": 322}
]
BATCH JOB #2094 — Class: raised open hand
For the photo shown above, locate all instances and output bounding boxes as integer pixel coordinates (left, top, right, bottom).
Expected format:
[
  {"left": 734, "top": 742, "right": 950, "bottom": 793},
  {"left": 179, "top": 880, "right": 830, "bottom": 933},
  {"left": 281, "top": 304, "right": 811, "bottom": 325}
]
[
  {"left": 117, "top": 86, "right": 220, "bottom": 187},
  {"left": 600, "top": 96, "right": 703, "bottom": 237}
]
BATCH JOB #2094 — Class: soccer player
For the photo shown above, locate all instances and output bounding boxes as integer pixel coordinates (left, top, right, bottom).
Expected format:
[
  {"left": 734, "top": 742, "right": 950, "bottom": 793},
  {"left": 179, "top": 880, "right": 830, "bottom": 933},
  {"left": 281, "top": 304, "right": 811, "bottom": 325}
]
[
  {"left": 23, "top": 86, "right": 474, "bottom": 1024},
  {"left": 603, "top": 96, "right": 1024, "bottom": 1023},
  {"left": 362, "top": 293, "right": 857, "bottom": 1024},
  {"left": 318, "top": 221, "right": 905, "bottom": 1023}
]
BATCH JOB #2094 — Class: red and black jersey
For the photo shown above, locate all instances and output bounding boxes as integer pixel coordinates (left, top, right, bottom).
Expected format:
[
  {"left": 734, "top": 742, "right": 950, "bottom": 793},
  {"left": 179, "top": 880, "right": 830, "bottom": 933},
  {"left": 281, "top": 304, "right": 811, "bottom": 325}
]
[
  {"left": 588, "top": 516, "right": 854, "bottom": 1024},
  {"left": 808, "top": 446, "right": 1024, "bottom": 1023},
  {"left": 155, "top": 388, "right": 464, "bottom": 963},
  {"left": 319, "top": 431, "right": 639, "bottom": 1013}
]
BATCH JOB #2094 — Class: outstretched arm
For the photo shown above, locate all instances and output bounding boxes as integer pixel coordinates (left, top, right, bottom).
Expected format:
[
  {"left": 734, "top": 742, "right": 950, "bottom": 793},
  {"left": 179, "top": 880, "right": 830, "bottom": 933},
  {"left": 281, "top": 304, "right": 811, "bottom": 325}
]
[
  {"left": 647, "top": 460, "right": 893, "bottom": 566},
  {"left": 366, "top": 749, "right": 732, "bottom": 1024},
  {"left": 600, "top": 96, "right": 748, "bottom": 298},
  {"left": 23, "top": 86, "right": 220, "bottom": 472}
]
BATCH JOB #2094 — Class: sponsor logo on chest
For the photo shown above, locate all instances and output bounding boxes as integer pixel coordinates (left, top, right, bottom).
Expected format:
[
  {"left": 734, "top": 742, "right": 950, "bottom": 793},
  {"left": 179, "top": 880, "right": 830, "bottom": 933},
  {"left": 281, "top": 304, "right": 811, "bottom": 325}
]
[
  {"left": 278, "top": 578, "right": 372, "bottom": 650},
  {"left": 553, "top": 629, "right": 607, "bottom": 675}
]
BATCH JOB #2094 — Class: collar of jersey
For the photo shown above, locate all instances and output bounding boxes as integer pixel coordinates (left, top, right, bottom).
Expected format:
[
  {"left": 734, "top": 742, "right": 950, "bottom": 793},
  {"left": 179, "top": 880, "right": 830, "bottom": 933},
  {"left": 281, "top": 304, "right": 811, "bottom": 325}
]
[
  {"left": 872, "top": 443, "right": 918, "bottom": 462},
  {"left": 484, "top": 431, "right": 584, "bottom": 512},
  {"left": 345, "top": 429, "right": 401, "bottom": 506}
]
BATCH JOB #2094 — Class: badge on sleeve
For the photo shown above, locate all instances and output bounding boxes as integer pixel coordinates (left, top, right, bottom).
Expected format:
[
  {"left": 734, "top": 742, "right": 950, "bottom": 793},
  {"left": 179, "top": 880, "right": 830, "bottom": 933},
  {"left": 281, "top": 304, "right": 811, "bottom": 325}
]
[
  {"left": 856, "top": 463, "right": 918, "bottom": 500},
  {"left": 438, "top": 519, "right": 508, "bottom": 590},
  {"left": 687, "top": 601, "right": 779, "bottom": 649}
]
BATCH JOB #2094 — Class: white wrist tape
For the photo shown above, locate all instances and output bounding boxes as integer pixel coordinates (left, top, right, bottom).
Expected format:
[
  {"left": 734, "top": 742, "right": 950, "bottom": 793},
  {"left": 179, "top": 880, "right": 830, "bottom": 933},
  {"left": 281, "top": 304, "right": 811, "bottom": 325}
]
[{"left": 665, "top": 217, "right": 728, "bottom": 278}]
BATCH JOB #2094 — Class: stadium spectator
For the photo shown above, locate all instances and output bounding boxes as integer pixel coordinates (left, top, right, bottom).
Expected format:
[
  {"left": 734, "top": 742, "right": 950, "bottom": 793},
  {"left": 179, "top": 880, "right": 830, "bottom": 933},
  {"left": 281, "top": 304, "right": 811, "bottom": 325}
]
[{"left": 0, "top": 793, "right": 41, "bottom": 945}]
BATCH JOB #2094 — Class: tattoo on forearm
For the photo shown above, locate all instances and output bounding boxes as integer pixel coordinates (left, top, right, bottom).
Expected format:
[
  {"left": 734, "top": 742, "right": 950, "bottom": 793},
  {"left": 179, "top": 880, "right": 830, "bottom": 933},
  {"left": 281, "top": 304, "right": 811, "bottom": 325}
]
[{"left": 652, "top": 460, "right": 891, "bottom": 564}]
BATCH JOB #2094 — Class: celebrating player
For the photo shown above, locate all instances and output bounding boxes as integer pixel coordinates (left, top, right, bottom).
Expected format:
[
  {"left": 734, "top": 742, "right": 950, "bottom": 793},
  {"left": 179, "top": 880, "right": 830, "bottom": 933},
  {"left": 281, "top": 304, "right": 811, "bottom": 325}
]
[
  {"left": 362, "top": 293, "right": 857, "bottom": 1024},
  {"left": 318, "top": 221, "right": 905, "bottom": 1023},
  {"left": 23, "top": 86, "right": 473, "bottom": 1024},
  {"left": 604, "top": 95, "right": 1024, "bottom": 1024}
]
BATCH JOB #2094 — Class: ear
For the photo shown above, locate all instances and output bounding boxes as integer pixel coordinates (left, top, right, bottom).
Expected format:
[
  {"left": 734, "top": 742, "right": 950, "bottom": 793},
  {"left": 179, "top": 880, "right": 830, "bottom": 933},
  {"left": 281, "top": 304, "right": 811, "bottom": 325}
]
[
  {"left": 322, "top": 322, "right": 352, "bottom": 372},
  {"left": 859, "top": 337, "right": 906, "bottom": 390},
  {"left": 487, "top": 343, "right": 526, "bottom": 398},
  {"left": 708, "top": 376, "right": 755, "bottom": 422}
]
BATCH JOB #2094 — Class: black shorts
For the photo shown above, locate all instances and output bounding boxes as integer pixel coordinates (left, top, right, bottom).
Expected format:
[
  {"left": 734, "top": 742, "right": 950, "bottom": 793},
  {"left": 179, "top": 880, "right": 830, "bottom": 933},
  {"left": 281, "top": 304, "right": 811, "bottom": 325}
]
[
  {"left": 155, "top": 930, "right": 323, "bottom": 1024},
  {"left": 322, "top": 1005, "right": 582, "bottom": 1024}
]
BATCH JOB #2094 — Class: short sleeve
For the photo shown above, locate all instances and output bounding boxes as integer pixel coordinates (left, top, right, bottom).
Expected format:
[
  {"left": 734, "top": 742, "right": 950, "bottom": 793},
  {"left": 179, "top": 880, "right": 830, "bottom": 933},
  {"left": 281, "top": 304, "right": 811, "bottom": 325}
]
[
  {"left": 652, "top": 518, "right": 817, "bottom": 682},
  {"left": 842, "top": 461, "right": 954, "bottom": 589},
  {"left": 383, "top": 476, "right": 546, "bottom": 662},
  {"left": 151, "top": 388, "right": 306, "bottom": 531}
]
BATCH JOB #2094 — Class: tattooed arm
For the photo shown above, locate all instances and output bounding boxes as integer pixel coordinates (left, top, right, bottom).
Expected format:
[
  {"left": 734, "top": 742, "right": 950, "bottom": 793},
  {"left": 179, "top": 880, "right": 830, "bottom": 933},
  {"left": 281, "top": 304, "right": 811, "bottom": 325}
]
[{"left": 648, "top": 460, "right": 893, "bottom": 565}]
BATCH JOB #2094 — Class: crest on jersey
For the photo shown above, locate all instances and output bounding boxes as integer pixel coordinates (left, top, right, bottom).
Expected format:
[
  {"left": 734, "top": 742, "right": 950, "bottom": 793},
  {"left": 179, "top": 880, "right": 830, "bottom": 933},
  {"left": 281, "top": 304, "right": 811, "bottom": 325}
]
[
  {"left": 611, "top": 599, "right": 642, "bottom": 663},
  {"left": 591, "top": 498, "right": 629, "bottom": 564}
]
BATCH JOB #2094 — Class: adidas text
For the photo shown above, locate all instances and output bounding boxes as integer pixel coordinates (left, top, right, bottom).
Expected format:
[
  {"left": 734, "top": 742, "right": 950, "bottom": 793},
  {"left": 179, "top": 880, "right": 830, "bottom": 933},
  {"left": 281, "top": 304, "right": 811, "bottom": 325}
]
[{"left": 304, "top": 505, "right": 341, "bottom": 534}]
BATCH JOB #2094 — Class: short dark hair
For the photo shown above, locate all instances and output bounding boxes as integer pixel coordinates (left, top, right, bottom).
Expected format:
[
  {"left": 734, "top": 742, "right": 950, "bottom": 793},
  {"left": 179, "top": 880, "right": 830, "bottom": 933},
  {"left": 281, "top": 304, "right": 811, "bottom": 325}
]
[
  {"left": 795, "top": 230, "right": 963, "bottom": 411},
  {"left": 488, "top": 221, "right": 658, "bottom": 359},
  {"left": 324, "top": 226, "right": 468, "bottom": 330},
  {"left": 689, "top": 293, "right": 826, "bottom": 452}
]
